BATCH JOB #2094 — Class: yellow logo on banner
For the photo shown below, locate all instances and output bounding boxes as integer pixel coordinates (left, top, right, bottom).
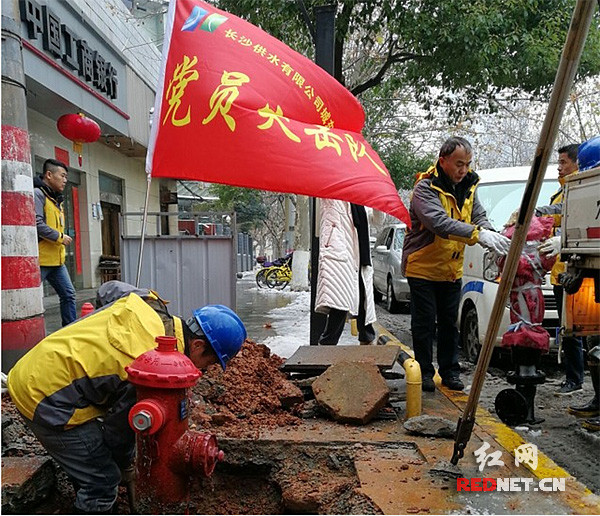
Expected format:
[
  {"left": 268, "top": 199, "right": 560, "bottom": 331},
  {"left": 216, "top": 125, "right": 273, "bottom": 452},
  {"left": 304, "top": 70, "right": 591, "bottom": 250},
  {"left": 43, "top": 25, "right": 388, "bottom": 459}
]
[
  {"left": 202, "top": 71, "right": 250, "bottom": 132},
  {"left": 163, "top": 55, "right": 199, "bottom": 127}
]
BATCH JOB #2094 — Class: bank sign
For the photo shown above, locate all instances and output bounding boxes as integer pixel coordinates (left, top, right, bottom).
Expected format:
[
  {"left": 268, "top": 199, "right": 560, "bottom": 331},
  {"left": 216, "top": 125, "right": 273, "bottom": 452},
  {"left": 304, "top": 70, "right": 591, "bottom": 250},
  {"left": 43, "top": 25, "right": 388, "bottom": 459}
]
[{"left": 20, "top": 0, "right": 118, "bottom": 99}]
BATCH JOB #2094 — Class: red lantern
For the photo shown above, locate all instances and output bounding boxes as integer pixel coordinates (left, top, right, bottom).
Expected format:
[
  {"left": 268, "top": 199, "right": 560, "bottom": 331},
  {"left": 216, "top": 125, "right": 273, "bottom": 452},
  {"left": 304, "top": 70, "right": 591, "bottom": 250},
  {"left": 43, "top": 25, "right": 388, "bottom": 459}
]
[{"left": 57, "top": 113, "right": 101, "bottom": 166}]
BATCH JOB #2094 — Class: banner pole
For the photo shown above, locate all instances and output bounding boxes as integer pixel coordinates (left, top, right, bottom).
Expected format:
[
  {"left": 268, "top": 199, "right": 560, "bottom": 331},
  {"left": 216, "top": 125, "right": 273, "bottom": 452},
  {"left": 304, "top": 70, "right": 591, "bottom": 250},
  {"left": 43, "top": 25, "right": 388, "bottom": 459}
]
[{"left": 135, "top": 174, "right": 152, "bottom": 287}]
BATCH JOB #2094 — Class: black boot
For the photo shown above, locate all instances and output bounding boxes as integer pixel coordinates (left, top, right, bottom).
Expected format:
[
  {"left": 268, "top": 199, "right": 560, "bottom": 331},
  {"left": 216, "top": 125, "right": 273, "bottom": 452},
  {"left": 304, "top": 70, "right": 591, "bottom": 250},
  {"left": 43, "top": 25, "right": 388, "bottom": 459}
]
[
  {"left": 582, "top": 416, "right": 600, "bottom": 432},
  {"left": 568, "top": 397, "right": 599, "bottom": 417}
]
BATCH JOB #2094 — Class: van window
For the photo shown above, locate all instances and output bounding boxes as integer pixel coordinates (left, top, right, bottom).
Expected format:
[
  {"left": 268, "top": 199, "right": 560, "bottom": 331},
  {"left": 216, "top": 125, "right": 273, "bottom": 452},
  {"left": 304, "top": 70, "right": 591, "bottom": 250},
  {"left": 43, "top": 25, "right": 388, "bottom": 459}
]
[
  {"left": 393, "top": 229, "right": 405, "bottom": 251},
  {"left": 477, "top": 180, "right": 557, "bottom": 228},
  {"left": 375, "top": 228, "right": 389, "bottom": 247},
  {"left": 384, "top": 229, "right": 395, "bottom": 249}
]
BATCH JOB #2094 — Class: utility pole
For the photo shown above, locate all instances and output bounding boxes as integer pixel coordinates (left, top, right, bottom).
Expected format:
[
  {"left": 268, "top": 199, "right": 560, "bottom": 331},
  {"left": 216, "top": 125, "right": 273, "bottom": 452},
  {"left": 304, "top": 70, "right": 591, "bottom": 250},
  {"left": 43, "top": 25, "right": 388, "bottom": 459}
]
[
  {"left": 309, "top": 4, "right": 336, "bottom": 345},
  {"left": 1, "top": 0, "right": 46, "bottom": 371},
  {"left": 289, "top": 194, "right": 310, "bottom": 291}
]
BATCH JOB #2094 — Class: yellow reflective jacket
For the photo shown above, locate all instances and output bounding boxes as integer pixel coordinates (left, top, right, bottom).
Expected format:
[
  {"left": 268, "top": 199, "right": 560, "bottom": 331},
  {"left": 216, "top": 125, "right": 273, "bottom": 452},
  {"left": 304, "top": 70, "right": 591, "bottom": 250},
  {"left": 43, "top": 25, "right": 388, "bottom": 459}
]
[
  {"left": 7, "top": 293, "right": 184, "bottom": 429},
  {"left": 402, "top": 163, "right": 492, "bottom": 282},
  {"left": 34, "top": 186, "right": 66, "bottom": 266},
  {"left": 536, "top": 172, "right": 577, "bottom": 285}
]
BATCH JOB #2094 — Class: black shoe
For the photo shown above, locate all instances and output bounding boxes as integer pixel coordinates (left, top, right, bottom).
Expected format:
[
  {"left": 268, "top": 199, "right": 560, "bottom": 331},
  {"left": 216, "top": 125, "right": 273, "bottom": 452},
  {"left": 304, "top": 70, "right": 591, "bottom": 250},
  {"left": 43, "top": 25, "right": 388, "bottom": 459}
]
[
  {"left": 582, "top": 416, "right": 600, "bottom": 432},
  {"left": 555, "top": 381, "right": 583, "bottom": 396},
  {"left": 422, "top": 377, "right": 436, "bottom": 392},
  {"left": 569, "top": 398, "right": 600, "bottom": 418},
  {"left": 442, "top": 377, "right": 464, "bottom": 391}
]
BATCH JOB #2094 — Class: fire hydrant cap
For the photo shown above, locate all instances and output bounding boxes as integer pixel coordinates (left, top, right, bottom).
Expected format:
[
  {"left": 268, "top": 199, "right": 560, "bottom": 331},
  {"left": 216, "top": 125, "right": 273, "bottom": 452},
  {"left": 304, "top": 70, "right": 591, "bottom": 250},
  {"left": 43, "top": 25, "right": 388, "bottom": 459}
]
[{"left": 126, "top": 336, "right": 201, "bottom": 388}]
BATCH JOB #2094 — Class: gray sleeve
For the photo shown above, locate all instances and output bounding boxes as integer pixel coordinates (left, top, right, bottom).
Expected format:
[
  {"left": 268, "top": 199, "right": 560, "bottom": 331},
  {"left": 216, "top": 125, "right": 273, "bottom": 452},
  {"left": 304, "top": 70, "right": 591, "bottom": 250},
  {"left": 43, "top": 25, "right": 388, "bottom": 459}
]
[
  {"left": 471, "top": 192, "right": 494, "bottom": 230},
  {"left": 34, "top": 189, "right": 60, "bottom": 241},
  {"left": 534, "top": 203, "right": 562, "bottom": 216},
  {"left": 412, "top": 182, "right": 475, "bottom": 240}
]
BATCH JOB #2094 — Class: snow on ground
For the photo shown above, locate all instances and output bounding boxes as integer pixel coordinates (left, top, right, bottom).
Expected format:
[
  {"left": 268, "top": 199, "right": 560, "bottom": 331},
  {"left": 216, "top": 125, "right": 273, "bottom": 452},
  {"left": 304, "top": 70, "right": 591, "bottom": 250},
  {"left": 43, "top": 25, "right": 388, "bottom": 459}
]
[
  {"left": 246, "top": 271, "right": 360, "bottom": 358},
  {"left": 259, "top": 293, "right": 362, "bottom": 358}
]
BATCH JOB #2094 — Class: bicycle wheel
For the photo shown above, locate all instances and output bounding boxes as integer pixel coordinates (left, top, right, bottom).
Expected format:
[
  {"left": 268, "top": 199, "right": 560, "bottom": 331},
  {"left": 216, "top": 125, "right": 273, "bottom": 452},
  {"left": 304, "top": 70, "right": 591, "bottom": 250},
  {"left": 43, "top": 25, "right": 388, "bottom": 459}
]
[
  {"left": 265, "top": 268, "right": 287, "bottom": 289},
  {"left": 255, "top": 268, "right": 268, "bottom": 288}
]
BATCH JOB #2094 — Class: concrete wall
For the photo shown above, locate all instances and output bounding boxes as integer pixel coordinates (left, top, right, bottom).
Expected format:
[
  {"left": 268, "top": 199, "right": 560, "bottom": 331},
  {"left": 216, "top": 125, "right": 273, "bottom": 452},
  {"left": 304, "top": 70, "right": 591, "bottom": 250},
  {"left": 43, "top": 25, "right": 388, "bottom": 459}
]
[{"left": 65, "top": 0, "right": 161, "bottom": 91}]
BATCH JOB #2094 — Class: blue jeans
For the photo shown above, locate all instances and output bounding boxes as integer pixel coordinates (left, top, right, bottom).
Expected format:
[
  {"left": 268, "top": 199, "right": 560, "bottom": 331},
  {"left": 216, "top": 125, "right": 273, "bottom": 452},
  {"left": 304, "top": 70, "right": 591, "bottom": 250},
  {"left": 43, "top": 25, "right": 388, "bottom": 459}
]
[
  {"left": 408, "top": 277, "right": 462, "bottom": 381},
  {"left": 41, "top": 265, "right": 76, "bottom": 326},
  {"left": 24, "top": 418, "right": 121, "bottom": 513}
]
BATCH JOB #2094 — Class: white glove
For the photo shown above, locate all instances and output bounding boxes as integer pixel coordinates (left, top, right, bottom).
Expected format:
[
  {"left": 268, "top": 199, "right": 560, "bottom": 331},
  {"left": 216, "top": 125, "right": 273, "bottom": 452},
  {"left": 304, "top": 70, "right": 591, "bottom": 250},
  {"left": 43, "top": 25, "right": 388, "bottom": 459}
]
[
  {"left": 538, "top": 236, "right": 561, "bottom": 257},
  {"left": 478, "top": 229, "right": 511, "bottom": 255}
]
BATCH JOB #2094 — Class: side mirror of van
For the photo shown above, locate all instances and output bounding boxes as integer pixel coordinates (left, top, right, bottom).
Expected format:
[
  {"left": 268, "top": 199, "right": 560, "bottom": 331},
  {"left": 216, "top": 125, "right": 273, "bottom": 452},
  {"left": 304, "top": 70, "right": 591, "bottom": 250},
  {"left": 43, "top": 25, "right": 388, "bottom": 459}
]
[{"left": 375, "top": 245, "right": 390, "bottom": 254}]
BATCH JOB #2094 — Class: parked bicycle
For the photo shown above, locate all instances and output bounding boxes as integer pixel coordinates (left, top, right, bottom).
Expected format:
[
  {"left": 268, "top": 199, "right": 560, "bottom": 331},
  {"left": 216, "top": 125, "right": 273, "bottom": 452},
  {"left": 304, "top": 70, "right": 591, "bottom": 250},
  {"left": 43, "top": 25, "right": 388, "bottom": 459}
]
[{"left": 255, "top": 253, "right": 293, "bottom": 289}]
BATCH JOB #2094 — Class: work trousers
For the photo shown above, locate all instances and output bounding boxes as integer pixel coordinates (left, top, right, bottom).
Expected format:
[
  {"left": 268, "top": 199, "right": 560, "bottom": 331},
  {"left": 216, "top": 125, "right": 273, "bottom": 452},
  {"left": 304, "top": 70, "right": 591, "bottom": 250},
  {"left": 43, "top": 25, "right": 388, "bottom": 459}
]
[
  {"left": 319, "top": 274, "right": 376, "bottom": 345},
  {"left": 408, "top": 277, "right": 462, "bottom": 381},
  {"left": 41, "top": 264, "right": 77, "bottom": 326},
  {"left": 24, "top": 417, "right": 121, "bottom": 513},
  {"left": 554, "top": 285, "right": 585, "bottom": 386}
]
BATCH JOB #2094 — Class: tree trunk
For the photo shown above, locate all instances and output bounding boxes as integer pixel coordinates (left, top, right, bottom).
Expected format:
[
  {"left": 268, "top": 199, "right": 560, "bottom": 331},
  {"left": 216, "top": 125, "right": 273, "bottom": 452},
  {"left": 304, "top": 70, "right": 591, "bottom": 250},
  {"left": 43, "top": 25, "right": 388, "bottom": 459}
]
[{"left": 290, "top": 195, "right": 310, "bottom": 291}]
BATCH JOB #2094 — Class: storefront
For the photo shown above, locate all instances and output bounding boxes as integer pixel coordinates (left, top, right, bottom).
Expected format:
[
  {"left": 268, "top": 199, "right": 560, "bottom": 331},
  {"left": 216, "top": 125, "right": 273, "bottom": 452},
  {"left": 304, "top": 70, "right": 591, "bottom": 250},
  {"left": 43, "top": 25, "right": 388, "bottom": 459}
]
[{"left": 19, "top": 0, "right": 172, "bottom": 289}]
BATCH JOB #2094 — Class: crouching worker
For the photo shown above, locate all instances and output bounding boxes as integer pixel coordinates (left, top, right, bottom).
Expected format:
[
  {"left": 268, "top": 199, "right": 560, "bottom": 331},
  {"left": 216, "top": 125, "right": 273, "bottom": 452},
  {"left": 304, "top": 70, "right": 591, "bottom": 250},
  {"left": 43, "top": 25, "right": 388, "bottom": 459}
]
[{"left": 6, "top": 281, "right": 246, "bottom": 514}]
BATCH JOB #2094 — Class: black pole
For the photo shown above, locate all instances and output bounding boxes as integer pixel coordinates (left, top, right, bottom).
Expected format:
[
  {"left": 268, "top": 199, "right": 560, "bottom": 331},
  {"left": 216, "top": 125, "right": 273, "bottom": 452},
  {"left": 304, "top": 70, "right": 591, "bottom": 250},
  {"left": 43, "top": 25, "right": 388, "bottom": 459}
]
[{"left": 309, "top": 5, "right": 336, "bottom": 345}]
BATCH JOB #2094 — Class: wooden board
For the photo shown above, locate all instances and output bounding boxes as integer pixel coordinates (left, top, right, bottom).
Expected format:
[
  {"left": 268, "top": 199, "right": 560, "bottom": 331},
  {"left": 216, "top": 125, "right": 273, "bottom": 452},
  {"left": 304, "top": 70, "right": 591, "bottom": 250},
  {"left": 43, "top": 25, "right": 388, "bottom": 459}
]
[{"left": 282, "top": 345, "right": 400, "bottom": 373}]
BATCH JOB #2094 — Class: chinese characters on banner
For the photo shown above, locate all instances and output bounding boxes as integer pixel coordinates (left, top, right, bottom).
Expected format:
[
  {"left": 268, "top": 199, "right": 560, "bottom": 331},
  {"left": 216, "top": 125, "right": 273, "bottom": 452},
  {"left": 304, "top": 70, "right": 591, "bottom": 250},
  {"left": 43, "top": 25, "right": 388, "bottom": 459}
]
[{"left": 146, "top": 0, "right": 409, "bottom": 224}]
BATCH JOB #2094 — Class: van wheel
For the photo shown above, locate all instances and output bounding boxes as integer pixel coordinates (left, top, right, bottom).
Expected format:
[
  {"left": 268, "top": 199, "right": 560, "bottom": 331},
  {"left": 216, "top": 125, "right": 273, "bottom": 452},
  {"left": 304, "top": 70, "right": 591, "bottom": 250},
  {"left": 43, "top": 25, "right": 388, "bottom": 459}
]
[
  {"left": 461, "top": 305, "right": 481, "bottom": 363},
  {"left": 386, "top": 278, "right": 401, "bottom": 314},
  {"left": 373, "top": 286, "right": 383, "bottom": 303}
]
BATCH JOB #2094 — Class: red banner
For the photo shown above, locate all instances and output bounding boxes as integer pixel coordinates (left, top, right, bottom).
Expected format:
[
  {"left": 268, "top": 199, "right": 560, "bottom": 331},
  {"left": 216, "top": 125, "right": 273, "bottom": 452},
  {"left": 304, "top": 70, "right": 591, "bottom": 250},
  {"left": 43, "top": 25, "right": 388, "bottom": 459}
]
[{"left": 147, "top": 0, "right": 409, "bottom": 224}]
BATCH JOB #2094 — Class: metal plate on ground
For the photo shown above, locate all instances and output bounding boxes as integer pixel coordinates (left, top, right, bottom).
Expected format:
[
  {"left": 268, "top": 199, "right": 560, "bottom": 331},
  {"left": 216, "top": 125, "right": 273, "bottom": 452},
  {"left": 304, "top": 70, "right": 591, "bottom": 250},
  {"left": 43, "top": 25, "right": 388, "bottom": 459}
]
[{"left": 282, "top": 345, "right": 400, "bottom": 373}]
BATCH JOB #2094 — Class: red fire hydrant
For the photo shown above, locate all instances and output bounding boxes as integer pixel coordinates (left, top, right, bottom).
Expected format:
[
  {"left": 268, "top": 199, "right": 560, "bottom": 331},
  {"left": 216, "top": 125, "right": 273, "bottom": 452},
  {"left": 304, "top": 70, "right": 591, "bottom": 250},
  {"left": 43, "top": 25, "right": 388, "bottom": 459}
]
[{"left": 126, "top": 336, "right": 224, "bottom": 506}]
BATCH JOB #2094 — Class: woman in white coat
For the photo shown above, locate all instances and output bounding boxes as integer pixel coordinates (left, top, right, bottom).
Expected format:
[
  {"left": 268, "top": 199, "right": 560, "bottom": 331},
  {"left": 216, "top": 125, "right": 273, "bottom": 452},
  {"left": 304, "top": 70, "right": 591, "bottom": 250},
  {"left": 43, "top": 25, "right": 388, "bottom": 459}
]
[{"left": 315, "top": 199, "right": 376, "bottom": 345}]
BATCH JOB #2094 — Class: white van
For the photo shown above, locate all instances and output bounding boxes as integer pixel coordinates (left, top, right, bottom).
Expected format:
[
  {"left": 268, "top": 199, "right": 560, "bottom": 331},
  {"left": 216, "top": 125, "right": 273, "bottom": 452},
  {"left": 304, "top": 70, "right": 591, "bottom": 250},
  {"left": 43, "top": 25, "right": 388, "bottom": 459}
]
[{"left": 459, "top": 166, "right": 560, "bottom": 362}]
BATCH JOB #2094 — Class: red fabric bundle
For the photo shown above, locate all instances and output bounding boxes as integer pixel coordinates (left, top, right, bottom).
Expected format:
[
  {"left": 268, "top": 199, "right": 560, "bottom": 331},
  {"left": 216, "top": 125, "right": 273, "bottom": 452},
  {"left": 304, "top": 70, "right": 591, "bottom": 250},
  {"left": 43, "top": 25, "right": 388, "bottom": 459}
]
[{"left": 498, "top": 217, "right": 555, "bottom": 352}]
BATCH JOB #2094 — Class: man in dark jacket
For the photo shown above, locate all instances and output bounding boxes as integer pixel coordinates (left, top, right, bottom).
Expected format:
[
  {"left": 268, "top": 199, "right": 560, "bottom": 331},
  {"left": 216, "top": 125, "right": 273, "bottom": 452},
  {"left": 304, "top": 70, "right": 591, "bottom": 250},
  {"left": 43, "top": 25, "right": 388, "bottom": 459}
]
[
  {"left": 34, "top": 158, "right": 76, "bottom": 326},
  {"left": 402, "top": 137, "right": 510, "bottom": 392}
]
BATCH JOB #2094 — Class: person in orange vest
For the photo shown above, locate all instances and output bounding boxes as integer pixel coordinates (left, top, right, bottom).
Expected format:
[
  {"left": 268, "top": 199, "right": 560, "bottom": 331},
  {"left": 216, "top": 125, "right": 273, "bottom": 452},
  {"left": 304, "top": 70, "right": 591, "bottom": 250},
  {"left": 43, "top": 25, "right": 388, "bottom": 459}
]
[{"left": 34, "top": 159, "right": 76, "bottom": 326}]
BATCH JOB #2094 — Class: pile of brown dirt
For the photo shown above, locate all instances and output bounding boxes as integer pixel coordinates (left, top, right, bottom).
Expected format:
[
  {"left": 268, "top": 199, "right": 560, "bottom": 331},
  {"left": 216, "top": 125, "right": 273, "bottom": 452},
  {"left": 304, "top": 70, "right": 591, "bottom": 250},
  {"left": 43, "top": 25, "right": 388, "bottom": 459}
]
[{"left": 190, "top": 340, "right": 303, "bottom": 437}]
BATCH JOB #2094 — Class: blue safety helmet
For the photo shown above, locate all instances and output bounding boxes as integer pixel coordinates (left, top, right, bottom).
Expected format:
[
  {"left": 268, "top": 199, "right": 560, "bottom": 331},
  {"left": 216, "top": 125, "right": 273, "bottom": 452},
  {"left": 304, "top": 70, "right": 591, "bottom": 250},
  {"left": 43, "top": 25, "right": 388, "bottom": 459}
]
[
  {"left": 578, "top": 135, "right": 600, "bottom": 171},
  {"left": 191, "top": 305, "right": 247, "bottom": 370}
]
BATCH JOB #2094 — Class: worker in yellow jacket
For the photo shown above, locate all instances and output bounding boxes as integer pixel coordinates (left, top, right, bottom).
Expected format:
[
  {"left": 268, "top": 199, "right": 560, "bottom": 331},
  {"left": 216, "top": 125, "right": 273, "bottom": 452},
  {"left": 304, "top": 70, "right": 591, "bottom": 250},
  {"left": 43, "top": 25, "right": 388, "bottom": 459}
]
[
  {"left": 536, "top": 144, "right": 584, "bottom": 396},
  {"left": 34, "top": 159, "right": 76, "bottom": 326},
  {"left": 402, "top": 137, "right": 510, "bottom": 392},
  {"left": 7, "top": 282, "right": 246, "bottom": 514}
]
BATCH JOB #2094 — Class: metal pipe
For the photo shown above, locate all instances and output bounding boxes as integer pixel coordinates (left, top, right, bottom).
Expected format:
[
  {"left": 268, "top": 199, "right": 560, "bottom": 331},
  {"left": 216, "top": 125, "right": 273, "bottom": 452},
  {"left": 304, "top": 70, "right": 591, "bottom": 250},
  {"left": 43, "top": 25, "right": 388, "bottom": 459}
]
[
  {"left": 451, "top": 0, "right": 597, "bottom": 465},
  {"left": 135, "top": 175, "right": 152, "bottom": 287}
]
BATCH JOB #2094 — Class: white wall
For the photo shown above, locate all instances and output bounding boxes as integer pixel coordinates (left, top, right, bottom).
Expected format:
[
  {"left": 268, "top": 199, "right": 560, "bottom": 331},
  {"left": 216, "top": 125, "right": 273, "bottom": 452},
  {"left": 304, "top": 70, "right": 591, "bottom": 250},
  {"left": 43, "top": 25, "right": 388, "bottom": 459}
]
[{"left": 28, "top": 109, "right": 160, "bottom": 288}]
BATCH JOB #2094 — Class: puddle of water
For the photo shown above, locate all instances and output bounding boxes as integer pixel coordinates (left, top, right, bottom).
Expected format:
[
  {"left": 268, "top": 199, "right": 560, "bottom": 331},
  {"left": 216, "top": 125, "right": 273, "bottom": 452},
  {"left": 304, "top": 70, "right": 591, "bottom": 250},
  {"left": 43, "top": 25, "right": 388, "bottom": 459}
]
[{"left": 235, "top": 272, "right": 297, "bottom": 344}]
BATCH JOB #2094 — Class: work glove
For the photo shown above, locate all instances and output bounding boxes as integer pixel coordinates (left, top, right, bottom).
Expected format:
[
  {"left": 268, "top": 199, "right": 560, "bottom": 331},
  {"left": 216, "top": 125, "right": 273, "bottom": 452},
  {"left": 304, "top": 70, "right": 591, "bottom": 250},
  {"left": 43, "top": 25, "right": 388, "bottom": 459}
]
[
  {"left": 562, "top": 269, "right": 584, "bottom": 295},
  {"left": 505, "top": 210, "right": 519, "bottom": 227},
  {"left": 478, "top": 229, "right": 511, "bottom": 255},
  {"left": 538, "top": 236, "right": 561, "bottom": 257}
]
